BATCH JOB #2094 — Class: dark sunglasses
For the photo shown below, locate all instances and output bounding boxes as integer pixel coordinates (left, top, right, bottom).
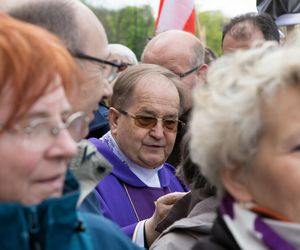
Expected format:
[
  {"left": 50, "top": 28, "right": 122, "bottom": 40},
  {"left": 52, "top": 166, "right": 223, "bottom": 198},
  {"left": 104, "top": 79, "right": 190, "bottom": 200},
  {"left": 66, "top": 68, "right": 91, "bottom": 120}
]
[{"left": 118, "top": 109, "right": 185, "bottom": 133}]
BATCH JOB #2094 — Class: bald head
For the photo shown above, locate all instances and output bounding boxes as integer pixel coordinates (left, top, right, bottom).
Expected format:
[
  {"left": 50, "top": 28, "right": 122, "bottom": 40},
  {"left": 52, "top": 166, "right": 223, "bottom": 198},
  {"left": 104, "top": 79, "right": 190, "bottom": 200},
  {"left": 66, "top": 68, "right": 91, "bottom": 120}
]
[
  {"left": 73, "top": 1, "right": 108, "bottom": 57},
  {"left": 142, "top": 30, "right": 204, "bottom": 68},
  {"left": 142, "top": 30, "right": 207, "bottom": 111},
  {"left": 108, "top": 44, "right": 138, "bottom": 65},
  {"left": 7, "top": 0, "right": 112, "bottom": 120}
]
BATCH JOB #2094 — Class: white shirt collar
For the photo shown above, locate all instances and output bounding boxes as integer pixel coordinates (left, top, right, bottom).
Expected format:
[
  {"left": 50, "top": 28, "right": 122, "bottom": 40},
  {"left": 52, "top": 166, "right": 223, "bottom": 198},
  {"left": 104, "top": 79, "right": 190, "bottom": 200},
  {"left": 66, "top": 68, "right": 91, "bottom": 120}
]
[{"left": 101, "top": 131, "right": 163, "bottom": 188}]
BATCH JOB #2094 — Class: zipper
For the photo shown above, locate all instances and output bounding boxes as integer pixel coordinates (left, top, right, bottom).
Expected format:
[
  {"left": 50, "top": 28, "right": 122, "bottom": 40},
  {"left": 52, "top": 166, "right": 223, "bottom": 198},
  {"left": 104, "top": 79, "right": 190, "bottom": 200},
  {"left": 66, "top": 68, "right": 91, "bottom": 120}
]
[{"left": 27, "top": 207, "right": 41, "bottom": 250}]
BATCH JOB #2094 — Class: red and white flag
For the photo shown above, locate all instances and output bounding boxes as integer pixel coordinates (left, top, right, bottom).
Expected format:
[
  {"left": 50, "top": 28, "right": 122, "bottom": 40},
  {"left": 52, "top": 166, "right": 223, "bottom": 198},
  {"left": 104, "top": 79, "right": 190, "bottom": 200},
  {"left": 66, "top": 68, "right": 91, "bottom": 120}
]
[{"left": 155, "top": 0, "right": 196, "bottom": 35}]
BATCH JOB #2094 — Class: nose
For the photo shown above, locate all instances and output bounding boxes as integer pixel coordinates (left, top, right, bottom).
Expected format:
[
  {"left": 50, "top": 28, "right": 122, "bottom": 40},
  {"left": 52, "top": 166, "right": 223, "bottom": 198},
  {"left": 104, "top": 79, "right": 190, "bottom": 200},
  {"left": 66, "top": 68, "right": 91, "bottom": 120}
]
[
  {"left": 149, "top": 120, "right": 165, "bottom": 139},
  {"left": 49, "top": 129, "right": 78, "bottom": 159}
]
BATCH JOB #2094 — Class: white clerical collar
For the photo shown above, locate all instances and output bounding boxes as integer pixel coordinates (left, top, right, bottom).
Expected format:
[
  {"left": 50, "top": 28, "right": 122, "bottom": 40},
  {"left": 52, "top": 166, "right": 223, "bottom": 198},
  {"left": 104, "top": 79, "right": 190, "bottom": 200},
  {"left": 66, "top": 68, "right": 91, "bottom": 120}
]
[{"left": 101, "top": 131, "right": 163, "bottom": 188}]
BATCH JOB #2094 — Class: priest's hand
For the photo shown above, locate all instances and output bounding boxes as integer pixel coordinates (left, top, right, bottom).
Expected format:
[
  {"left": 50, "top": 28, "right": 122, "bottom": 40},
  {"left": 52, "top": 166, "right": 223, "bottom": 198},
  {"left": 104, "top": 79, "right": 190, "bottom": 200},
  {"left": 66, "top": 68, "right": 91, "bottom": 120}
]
[{"left": 145, "top": 192, "right": 187, "bottom": 247}]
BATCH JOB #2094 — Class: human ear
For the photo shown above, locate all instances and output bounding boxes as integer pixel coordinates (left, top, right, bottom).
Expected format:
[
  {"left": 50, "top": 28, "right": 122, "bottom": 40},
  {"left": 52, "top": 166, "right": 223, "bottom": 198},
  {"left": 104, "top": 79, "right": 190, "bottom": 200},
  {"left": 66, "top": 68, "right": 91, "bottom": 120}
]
[
  {"left": 221, "top": 166, "right": 253, "bottom": 202},
  {"left": 197, "top": 64, "right": 208, "bottom": 84},
  {"left": 109, "top": 107, "right": 120, "bottom": 136}
]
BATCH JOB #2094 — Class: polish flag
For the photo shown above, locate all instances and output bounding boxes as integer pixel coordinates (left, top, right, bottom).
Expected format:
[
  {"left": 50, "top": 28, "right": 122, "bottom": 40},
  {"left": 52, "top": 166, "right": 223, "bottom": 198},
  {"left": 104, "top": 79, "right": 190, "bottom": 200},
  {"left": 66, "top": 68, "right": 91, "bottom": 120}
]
[{"left": 155, "top": 0, "right": 196, "bottom": 35}]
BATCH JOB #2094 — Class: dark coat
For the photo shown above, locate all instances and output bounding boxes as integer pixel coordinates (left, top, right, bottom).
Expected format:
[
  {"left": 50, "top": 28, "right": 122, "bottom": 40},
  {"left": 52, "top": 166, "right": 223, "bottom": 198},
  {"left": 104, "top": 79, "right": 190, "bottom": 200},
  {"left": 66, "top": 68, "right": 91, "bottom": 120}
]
[
  {"left": 87, "top": 103, "right": 110, "bottom": 139},
  {"left": 166, "top": 109, "right": 191, "bottom": 167}
]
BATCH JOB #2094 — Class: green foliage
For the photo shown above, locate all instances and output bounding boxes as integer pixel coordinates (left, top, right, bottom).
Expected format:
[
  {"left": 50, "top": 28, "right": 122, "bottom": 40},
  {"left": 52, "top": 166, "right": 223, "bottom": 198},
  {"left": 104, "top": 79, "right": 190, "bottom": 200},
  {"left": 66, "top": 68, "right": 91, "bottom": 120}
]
[
  {"left": 81, "top": 1, "right": 228, "bottom": 58},
  {"left": 88, "top": 5, "right": 155, "bottom": 60},
  {"left": 198, "top": 11, "right": 229, "bottom": 56}
]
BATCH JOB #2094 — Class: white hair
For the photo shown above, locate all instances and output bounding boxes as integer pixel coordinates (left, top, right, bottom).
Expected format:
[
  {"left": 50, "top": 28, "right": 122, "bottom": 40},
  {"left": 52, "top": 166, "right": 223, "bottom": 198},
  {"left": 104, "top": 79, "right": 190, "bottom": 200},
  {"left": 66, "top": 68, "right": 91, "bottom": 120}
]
[
  {"left": 190, "top": 41, "right": 300, "bottom": 195},
  {"left": 108, "top": 43, "right": 138, "bottom": 65}
]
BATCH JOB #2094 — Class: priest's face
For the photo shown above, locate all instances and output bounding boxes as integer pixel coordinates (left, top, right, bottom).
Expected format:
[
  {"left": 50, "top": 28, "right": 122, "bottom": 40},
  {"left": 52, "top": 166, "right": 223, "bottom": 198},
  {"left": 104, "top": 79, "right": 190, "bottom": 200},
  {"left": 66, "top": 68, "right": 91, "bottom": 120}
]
[{"left": 111, "top": 74, "right": 180, "bottom": 169}]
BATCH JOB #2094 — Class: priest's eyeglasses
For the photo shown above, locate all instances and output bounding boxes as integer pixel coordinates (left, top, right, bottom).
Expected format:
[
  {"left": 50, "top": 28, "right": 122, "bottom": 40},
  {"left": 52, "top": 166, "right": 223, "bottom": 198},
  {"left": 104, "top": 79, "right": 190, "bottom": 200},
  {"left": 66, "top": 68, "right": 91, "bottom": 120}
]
[{"left": 118, "top": 109, "right": 185, "bottom": 133}]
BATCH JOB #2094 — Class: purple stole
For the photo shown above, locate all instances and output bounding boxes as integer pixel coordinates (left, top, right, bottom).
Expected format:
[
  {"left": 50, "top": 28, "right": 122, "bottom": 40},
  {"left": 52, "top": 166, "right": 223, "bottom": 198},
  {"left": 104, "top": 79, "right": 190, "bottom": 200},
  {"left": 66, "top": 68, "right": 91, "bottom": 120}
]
[
  {"left": 88, "top": 138, "right": 188, "bottom": 238},
  {"left": 123, "top": 184, "right": 171, "bottom": 221}
]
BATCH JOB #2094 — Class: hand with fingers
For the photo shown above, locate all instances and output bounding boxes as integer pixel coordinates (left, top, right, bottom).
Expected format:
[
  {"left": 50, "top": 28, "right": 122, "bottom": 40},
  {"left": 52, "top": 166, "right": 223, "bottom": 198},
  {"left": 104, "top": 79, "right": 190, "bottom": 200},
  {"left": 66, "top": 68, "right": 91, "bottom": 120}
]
[{"left": 145, "top": 192, "right": 188, "bottom": 247}]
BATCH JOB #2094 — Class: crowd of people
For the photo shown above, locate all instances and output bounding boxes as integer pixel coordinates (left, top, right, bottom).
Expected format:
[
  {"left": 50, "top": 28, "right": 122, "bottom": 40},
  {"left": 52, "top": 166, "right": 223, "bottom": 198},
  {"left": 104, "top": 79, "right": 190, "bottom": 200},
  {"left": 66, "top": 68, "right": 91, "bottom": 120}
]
[{"left": 1, "top": 0, "right": 300, "bottom": 249}]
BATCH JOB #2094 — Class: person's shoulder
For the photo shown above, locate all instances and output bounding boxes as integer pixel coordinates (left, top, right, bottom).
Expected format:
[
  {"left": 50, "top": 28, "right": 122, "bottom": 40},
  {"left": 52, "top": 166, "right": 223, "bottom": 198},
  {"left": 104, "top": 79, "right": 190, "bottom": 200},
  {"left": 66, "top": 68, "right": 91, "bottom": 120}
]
[
  {"left": 162, "top": 163, "right": 189, "bottom": 191},
  {"left": 82, "top": 211, "right": 143, "bottom": 250},
  {"left": 163, "top": 162, "right": 176, "bottom": 173}
]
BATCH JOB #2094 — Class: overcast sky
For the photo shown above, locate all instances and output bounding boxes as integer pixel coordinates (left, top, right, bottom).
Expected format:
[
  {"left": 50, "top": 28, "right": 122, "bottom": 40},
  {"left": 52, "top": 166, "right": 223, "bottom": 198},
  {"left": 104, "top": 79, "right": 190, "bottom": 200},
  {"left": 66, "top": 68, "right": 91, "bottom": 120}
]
[{"left": 85, "top": 0, "right": 257, "bottom": 17}]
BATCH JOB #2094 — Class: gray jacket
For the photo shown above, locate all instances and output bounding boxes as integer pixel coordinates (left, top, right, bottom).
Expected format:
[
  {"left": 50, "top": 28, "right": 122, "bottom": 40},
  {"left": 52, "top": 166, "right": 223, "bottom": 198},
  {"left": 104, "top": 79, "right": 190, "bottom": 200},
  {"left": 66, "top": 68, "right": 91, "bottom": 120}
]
[{"left": 150, "top": 196, "right": 218, "bottom": 250}]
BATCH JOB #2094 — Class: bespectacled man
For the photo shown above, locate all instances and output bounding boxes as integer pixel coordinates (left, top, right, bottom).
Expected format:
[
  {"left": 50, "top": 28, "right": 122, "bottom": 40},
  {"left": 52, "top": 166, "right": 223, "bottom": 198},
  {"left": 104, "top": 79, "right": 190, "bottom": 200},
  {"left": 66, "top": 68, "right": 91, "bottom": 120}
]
[
  {"left": 80, "top": 64, "right": 188, "bottom": 248},
  {"left": 141, "top": 29, "right": 208, "bottom": 167}
]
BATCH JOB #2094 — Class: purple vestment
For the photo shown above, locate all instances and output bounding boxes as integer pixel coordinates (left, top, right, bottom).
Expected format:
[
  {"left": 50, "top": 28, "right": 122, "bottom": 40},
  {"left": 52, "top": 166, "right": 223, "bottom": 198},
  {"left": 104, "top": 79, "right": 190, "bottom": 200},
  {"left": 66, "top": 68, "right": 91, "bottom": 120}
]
[{"left": 83, "top": 138, "right": 188, "bottom": 239}]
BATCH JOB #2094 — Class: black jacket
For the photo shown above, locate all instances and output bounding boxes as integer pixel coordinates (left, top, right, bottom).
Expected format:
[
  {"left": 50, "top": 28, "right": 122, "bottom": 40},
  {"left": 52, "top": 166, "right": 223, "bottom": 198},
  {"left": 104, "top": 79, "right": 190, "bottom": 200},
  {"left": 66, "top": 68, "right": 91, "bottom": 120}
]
[{"left": 166, "top": 109, "right": 191, "bottom": 167}]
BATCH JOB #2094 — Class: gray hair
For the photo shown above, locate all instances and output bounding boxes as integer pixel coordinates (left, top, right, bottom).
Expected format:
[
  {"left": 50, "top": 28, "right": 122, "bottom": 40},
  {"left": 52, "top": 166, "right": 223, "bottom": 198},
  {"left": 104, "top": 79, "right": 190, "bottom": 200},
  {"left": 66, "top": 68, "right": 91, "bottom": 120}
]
[
  {"left": 190, "top": 42, "right": 205, "bottom": 67},
  {"left": 108, "top": 44, "right": 138, "bottom": 65},
  {"left": 8, "top": 0, "right": 80, "bottom": 52},
  {"left": 111, "top": 63, "right": 184, "bottom": 115},
  {"left": 190, "top": 41, "right": 300, "bottom": 195}
]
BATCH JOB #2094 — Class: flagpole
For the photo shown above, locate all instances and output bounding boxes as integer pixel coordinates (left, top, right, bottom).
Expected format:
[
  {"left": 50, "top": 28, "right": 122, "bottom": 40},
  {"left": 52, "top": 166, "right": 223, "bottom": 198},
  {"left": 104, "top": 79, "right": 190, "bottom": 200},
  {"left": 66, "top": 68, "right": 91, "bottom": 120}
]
[
  {"left": 195, "top": 4, "right": 205, "bottom": 45},
  {"left": 195, "top": 7, "right": 201, "bottom": 40}
]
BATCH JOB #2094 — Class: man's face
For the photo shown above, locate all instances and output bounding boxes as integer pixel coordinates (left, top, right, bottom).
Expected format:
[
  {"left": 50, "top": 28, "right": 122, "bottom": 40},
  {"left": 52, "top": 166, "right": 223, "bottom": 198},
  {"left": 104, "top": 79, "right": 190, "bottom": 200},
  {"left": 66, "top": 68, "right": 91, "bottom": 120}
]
[
  {"left": 143, "top": 42, "right": 207, "bottom": 110},
  {"left": 111, "top": 74, "right": 180, "bottom": 169},
  {"left": 222, "top": 25, "right": 265, "bottom": 54},
  {"left": 143, "top": 50, "right": 201, "bottom": 111},
  {"left": 163, "top": 57, "right": 199, "bottom": 91},
  {"left": 74, "top": 9, "right": 113, "bottom": 122},
  {"left": 108, "top": 53, "right": 134, "bottom": 88}
]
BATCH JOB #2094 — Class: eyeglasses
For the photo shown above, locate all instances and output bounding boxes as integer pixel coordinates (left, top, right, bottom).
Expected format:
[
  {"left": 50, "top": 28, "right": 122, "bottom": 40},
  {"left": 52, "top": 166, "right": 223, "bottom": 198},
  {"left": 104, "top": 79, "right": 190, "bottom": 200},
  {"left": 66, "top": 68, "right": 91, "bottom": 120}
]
[
  {"left": 176, "top": 65, "right": 201, "bottom": 78},
  {"left": 3, "top": 112, "right": 89, "bottom": 144},
  {"left": 118, "top": 109, "right": 185, "bottom": 133},
  {"left": 73, "top": 51, "right": 132, "bottom": 82}
]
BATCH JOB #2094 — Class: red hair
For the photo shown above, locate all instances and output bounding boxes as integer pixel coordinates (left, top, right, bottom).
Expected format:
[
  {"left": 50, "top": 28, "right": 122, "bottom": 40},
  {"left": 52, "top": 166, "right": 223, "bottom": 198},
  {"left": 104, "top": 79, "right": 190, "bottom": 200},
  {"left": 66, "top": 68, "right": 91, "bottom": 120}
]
[{"left": 0, "top": 12, "right": 79, "bottom": 129}]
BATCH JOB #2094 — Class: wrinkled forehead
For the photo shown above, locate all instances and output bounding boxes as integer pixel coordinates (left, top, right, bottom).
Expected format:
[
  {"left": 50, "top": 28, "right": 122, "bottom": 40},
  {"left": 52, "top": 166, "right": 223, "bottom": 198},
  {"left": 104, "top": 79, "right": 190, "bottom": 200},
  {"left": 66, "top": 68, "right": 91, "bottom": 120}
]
[
  {"left": 0, "top": 76, "right": 69, "bottom": 124},
  {"left": 28, "top": 83, "right": 71, "bottom": 114},
  {"left": 132, "top": 74, "right": 180, "bottom": 104},
  {"left": 229, "top": 21, "right": 264, "bottom": 41}
]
